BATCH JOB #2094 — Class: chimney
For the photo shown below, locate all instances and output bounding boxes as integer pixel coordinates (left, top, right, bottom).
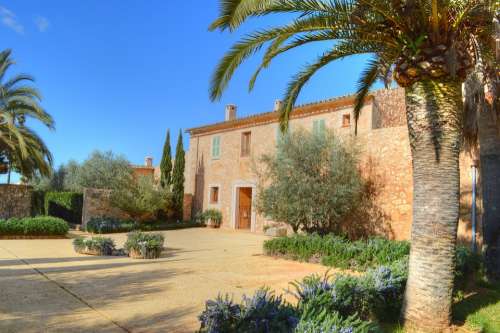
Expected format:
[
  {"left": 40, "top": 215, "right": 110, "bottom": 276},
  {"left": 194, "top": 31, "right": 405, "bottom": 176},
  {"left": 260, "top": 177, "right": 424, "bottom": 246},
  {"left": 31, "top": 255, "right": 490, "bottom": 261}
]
[
  {"left": 274, "top": 100, "right": 283, "bottom": 112},
  {"left": 225, "top": 104, "right": 237, "bottom": 121},
  {"left": 145, "top": 156, "right": 153, "bottom": 168}
]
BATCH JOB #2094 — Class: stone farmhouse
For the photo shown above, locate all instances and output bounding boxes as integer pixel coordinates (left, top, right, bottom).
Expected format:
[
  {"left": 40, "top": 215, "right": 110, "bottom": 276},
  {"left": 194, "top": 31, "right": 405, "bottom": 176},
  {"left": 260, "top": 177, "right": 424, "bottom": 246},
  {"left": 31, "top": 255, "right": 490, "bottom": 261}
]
[{"left": 184, "top": 88, "right": 478, "bottom": 241}]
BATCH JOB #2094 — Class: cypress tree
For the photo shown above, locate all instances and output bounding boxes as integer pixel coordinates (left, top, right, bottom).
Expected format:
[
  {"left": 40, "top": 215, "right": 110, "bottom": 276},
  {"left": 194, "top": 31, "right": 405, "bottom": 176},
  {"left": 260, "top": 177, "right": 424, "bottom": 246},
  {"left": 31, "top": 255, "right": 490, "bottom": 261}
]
[
  {"left": 160, "top": 130, "right": 172, "bottom": 188},
  {"left": 172, "top": 130, "right": 185, "bottom": 219}
]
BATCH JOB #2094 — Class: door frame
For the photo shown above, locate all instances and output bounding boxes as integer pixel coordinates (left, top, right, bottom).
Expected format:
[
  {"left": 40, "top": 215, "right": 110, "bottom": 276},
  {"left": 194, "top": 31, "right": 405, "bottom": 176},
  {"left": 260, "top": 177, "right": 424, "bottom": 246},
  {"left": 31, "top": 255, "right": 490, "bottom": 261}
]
[{"left": 231, "top": 181, "right": 257, "bottom": 232}]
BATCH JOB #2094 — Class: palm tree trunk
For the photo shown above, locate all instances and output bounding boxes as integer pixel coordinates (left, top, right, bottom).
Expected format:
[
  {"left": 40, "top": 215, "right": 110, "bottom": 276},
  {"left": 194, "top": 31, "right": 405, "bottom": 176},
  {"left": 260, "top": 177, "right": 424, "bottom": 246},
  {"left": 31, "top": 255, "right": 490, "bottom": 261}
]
[{"left": 402, "top": 80, "right": 463, "bottom": 332}]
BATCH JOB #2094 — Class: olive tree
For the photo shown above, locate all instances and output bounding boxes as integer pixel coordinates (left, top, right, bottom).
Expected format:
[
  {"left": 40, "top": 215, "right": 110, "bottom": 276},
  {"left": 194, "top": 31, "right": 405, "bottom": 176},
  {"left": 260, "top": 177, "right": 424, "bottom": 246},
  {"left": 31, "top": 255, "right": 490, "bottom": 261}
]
[{"left": 256, "top": 129, "right": 365, "bottom": 235}]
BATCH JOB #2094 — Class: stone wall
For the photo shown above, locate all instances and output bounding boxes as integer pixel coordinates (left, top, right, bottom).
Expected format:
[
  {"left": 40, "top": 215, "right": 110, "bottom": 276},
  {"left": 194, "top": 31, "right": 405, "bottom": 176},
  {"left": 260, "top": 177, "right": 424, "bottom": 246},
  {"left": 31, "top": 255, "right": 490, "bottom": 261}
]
[
  {"left": 81, "top": 188, "right": 128, "bottom": 227},
  {"left": 372, "top": 88, "right": 407, "bottom": 128},
  {"left": 0, "top": 184, "right": 33, "bottom": 220}
]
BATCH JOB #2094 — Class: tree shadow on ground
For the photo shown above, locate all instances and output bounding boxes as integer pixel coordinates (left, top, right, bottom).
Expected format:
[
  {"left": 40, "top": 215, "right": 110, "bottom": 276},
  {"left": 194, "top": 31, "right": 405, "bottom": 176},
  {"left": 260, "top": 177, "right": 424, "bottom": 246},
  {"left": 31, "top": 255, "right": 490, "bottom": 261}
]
[
  {"left": 0, "top": 260, "right": 198, "bottom": 332},
  {"left": 452, "top": 285, "right": 500, "bottom": 325}
]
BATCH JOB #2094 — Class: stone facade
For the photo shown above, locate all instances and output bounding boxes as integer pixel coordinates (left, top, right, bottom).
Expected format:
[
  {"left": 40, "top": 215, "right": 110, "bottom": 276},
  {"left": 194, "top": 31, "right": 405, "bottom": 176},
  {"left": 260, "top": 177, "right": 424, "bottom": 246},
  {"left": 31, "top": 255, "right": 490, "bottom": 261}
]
[
  {"left": 81, "top": 188, "right": 129, "bottom": 227},
  {"left": 0, "top": 184, "right": 33, "bottom": 220},
  {"left": 184, "top": 88, "right": 481, "bottom": 241}
]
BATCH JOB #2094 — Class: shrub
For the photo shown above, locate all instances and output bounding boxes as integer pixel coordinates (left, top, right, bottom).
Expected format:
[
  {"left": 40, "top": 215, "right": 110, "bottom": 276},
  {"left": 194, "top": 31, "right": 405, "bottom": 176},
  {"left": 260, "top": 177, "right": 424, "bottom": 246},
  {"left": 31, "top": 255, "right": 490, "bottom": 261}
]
[
  {"left": 295, "top": 309, "right": 376, "bottom": 333},
  {"left": 86, "top": 217, "right": 203, "bottom": 234},
  {"left": 202, "top": 209, "right": 222, "bottom": 226},
  {"left": 110, "top": 175, "right": 173, "bottom": 221},
  {"left": 45, "top": 191, "right": 83, "bottom": 225},
  {"left": 86, "top": 217, "right": 136, "bottom": 234},
  {"left": 264, "top": 234, "right": 410, "bottom": 271},
  {"left": 256, "top": 129, "right": 367, "bottom": 234},
  {"left": 73, "top": 237, "right": 115, "bottom": 256},
  {"left": 198, "top": 289, "right": 298, "bottom": 333},
  {"left": 454, "top": 245, "right": 484, "bottom": 291},
  {"left": 238, "top": 289, "right": 298, "bottom": 332},
  {"left": 198, "top": 294, "right": 241, "bottom": 333},
  {"left": 124, "top": 232, "right": 165, "bottom": 259},
  {"left": 0, "top": 216, "right": 69, "bottom": 236}
]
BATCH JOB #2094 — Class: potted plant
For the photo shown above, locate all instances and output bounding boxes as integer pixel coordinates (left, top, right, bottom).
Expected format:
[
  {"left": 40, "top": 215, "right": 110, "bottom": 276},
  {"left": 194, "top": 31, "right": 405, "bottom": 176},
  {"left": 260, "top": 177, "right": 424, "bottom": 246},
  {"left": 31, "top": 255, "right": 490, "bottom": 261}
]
[
  {"left": 73, "top": 237, "right": 116, "bottom": 256},
  {"left": 124, "top": 231, "right": 165, "bottom": 259},
  {"left": 203, "top": 209, "right": 222, "bottom": 228}
]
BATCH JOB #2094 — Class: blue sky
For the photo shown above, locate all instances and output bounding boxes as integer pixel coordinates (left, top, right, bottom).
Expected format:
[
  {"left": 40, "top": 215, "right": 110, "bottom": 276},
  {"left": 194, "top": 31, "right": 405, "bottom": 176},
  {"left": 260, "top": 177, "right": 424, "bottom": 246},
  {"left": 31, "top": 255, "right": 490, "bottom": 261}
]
[{"left": 0, "top": 1, "right": 377, "bottom": 182}]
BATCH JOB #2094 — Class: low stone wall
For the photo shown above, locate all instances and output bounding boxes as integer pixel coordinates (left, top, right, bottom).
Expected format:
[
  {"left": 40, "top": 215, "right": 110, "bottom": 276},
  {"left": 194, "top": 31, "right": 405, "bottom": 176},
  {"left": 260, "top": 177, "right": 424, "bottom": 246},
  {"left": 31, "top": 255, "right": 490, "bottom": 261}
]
[
  {"left": 81, "top": 188, "right": 128, "bottom": 228},
  {"left": 0, "top": 184, "right": 33, "bottom": 220}
]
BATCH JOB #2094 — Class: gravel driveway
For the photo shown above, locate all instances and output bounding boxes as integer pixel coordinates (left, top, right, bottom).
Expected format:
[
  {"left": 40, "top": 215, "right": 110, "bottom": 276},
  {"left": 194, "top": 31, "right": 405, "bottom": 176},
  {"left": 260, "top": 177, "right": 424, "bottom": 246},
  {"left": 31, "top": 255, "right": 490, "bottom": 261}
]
[{"left": 0, "top": 228, "right": 327, "bottom": 332}]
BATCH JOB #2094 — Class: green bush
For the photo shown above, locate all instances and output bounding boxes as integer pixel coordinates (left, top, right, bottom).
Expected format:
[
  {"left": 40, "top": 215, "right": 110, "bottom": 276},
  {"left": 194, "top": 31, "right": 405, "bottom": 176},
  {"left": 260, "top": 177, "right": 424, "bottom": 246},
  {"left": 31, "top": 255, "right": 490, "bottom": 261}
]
[
  {"left": 263, "top": 234, "right": 410, "bottom": 271},
  {"left": 124, "top": 232, "right": 165, "bottom": 259},
  {"left": 86, "top": 217, "right": 203, "bottom": 234},
  {"left": 0, "top": 216, "right": 69, "bottom": 236},
  {"left": 73, "top": 237, "right": 115, "bottom": 256},
  {"left": 110, "top": 175, "right": 173, "bottom": 221},
  {"left": 45, "top": 191, "right": 83, "bottom": 225}
]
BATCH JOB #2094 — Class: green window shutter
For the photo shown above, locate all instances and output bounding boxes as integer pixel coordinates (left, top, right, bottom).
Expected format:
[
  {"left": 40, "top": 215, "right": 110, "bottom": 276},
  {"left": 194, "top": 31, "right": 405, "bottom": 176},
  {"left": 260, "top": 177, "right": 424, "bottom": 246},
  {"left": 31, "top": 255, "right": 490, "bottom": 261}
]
[
  {"left": 212, "top": 136, "right": 220, "bottom": 158},
  {"left": 319, "top": 119, "right": 326, "bottom": 134},
  {"left": 313, "top": 119, "right": 326, "bottom": 135}
]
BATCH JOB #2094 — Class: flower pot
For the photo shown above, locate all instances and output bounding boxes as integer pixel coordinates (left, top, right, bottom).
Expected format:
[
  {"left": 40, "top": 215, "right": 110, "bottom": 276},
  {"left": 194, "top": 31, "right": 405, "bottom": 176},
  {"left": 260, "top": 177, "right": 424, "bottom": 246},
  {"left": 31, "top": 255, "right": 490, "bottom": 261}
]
[
  {"left": 206, "top": 218, "right": 220, "bottom": 229},
  {"left": 74, "top": 246, "right": 112, "bottom": 256},
  {"left": 128, "top": 247, "right": 162, "bottom": 259}
]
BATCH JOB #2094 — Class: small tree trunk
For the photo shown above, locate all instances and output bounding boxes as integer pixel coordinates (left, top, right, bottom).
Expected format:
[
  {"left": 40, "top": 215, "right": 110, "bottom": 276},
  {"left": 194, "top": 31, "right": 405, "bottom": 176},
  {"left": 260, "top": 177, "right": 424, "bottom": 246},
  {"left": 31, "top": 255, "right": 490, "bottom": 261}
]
[
  {"left": 7, "top": 162, "right": 11, "bottom": 184},
  {"left": 402, "top": 80, "right": 463, "bottom": 332}
]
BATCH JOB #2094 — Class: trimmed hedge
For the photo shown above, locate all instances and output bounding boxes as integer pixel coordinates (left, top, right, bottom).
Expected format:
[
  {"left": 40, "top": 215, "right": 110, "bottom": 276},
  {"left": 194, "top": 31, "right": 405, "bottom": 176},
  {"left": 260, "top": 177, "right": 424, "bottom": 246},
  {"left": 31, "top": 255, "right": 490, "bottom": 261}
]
[
  {"left": 263, "top": 234, "right": 410, "bottom": 271},
  {"left": 45, "top": 192, "right": 83, "bottom": 225},
  {"left": 86, "top": 217, "right": 203, "bottom": 234},
  {"left": 0, "top": 216, "right": 69, "bottom": 236}
]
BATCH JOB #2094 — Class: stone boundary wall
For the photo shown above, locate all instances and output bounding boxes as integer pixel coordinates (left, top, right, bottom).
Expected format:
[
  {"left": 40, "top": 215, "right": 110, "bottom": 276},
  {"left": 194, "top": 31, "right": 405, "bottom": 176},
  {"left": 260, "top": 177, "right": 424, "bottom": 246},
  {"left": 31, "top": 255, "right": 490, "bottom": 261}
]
[
  {"left": 81, "top": 188, "right": 128, "bottom": 228},
  {"left": 0, "top": 184, "right": 33, "bottom": 220},
  {"left": 358, "top": 126, "right": 479, "bottom": 242},
  {"left": 372, "top": 88, "right": 407, "bottom": 128}
]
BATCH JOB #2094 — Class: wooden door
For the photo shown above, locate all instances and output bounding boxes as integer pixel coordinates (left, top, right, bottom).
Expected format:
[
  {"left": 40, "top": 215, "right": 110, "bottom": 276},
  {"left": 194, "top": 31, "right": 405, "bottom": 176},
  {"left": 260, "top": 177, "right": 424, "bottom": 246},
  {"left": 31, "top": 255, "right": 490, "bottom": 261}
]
[{"left": 238, "top": 187, "right": 252, "bottom": 229}]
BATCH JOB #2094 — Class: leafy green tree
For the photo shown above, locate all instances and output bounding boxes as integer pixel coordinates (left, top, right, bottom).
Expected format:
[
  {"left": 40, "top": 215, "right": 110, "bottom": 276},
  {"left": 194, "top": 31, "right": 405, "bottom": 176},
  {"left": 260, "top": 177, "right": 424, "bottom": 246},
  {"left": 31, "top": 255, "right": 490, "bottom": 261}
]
[
  {"left": 31, "top": 151, "right": 134, "bottom": 192},
  {"left": 72, "top": 151, "right": 133, "bottom": 191},
  {"left": 110, "top": 175, "right": 173, "bottom": 221},
  {"left": 160, "top": 130, "right": 172, "bottom": 188},
  {"left": 0, "top": 49, "right": 54, "bottom": 182},
  {"left": 172, "top": 130, "right": 185, "bottom": 219},
  {"left": 256, "top": 129, "right": 364, "bottom": 234},
  {"left": 209, "top": 1, "right": 497, "bottom": 330}
]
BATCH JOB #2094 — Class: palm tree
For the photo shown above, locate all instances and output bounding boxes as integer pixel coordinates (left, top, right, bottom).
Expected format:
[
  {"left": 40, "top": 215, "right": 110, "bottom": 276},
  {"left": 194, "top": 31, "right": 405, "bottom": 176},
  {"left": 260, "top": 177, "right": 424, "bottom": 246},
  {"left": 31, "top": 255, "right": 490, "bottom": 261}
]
[
  {"left": 0, "top": 49, "right": 54, "bottom": 182},
  {"left": 209, "top": 1, "right": 497, "bottom": 331}
]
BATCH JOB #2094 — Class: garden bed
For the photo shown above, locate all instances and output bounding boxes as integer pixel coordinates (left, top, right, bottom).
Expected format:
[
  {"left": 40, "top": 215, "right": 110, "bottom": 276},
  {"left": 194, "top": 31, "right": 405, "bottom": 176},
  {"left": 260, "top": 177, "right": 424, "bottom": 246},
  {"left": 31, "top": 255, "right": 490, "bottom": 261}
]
[{"left": 264, "top": 234, "right": 410, "bottom": 271}]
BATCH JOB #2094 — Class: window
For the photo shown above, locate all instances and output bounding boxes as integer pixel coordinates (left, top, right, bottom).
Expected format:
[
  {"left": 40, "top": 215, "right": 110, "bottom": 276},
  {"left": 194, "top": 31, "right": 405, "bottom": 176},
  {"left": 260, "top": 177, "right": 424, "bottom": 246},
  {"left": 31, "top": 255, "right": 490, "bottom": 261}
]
[
  {"left": 209, "top": 186, "right": 219, "bottom": 204},
  {"left": 313, "top": 119, "right": 326, "bottom": 135},
  {"left": 212, "top": 136, "right": 221, "bottom": 159},
  {"left": 342, "top": 114, "right": 351, "bottom": 127},
  {"left": 241, "top": 131, "right": 251, "bottom": 157}
]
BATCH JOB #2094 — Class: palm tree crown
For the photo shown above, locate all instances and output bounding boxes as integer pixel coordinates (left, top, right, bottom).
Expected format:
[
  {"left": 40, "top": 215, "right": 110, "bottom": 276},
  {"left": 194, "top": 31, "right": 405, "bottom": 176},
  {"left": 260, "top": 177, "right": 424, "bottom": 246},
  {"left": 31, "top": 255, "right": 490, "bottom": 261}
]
[
  {"left": 210, "top": 0, "right": 497, "bottom": 133},
  {"left": 0, "top": 49, "right": 54, "bottom": 179}
]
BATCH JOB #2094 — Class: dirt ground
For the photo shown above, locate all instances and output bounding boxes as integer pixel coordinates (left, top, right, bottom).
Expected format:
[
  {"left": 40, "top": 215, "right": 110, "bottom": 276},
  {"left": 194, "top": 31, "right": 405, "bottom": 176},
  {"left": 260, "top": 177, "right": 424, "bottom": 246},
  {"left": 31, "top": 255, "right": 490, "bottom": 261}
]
[{"left": 0, "top": 228, "right": 328, "bottom": 333}]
